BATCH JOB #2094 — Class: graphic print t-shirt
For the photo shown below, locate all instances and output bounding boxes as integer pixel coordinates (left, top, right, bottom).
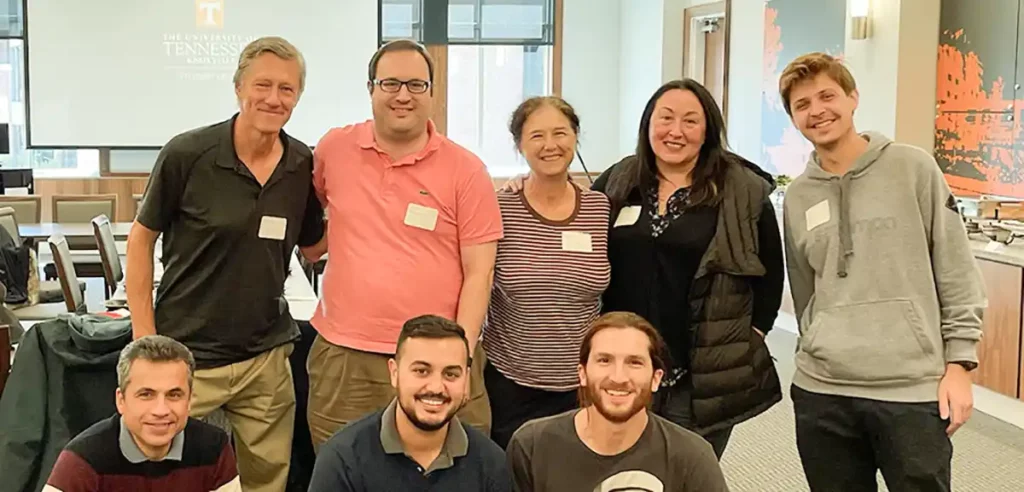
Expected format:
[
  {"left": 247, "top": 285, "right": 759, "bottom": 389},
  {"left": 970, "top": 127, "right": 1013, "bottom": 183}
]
[{"left": 506, "top": 410, "right": 728, "bottom": 492}]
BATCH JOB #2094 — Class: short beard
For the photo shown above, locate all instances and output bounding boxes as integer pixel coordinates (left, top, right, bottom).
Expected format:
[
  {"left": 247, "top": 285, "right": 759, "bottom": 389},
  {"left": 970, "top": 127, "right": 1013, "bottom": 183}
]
[
  {"left": 586, "top": 381, "right": 653, "bottom": 423},
  {"left": 398, "top": 393, "right": 462, "bottom": 432}
]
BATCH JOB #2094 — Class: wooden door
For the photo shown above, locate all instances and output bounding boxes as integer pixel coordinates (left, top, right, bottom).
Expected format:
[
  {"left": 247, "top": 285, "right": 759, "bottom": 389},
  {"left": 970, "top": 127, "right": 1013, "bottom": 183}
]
[
  {"left": 974, "top": 258, "right": 1023, "bottom": 398},
  {"left": 703, "top": 22, "right": 727, "bottom": 112}
]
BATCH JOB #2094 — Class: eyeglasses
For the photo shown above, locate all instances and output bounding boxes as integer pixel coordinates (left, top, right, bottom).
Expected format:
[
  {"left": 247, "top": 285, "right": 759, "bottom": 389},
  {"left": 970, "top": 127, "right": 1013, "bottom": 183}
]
[{"left": 373, "top": 78, "right": 431, "bottom": 94}]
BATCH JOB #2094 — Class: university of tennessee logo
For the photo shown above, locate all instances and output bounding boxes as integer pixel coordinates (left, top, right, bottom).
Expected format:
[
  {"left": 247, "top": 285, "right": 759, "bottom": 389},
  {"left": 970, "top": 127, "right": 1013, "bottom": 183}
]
[{"left": 195, "top": 0, "right": 224, "bottom": 28}]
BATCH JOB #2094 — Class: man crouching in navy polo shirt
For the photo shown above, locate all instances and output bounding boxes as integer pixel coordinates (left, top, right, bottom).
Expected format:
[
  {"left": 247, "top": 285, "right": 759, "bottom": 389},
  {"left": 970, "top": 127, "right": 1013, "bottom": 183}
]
[{"left": 308, "top": 315, "right": 510, "bottom": 491}]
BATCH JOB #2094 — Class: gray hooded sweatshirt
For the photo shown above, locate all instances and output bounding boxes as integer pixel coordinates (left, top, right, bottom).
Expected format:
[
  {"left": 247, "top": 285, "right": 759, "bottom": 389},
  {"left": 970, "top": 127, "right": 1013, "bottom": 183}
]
[{"left": 782, "top": 132, "right": 985, "bottom": 402}]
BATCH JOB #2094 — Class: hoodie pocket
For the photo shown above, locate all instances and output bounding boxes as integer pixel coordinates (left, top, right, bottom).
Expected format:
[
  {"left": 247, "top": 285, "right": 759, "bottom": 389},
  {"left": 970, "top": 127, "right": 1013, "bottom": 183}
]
[{"left": 802, "top": 299, "right": 942, "bottom": 384}]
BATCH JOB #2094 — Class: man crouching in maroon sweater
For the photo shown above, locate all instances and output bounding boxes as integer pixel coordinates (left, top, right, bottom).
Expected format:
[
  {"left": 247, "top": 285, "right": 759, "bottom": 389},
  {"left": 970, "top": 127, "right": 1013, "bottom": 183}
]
[{"left": 44, "top": 335, "right": 239, "bottom": 492}]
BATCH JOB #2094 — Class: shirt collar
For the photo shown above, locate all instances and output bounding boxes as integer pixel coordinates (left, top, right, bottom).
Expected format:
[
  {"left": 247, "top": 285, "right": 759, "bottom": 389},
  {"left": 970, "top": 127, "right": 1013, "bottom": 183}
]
[
  {"left": 216, "top": 113, "right": 297, "bottom": 172},
  {"left": 356, "top": 119, "right": 443, "bottom": 166},
  {"left": 379, "top": 398, "right": 469, "bottom": 473},
  {"left": 119, "top": 416, "right": 184, "bottom": 464}
]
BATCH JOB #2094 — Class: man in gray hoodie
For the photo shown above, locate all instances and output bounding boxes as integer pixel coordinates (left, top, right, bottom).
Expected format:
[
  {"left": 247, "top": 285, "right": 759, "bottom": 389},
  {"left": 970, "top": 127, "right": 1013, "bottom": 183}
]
[{"left": 778, "top": 52, "right": 986, "bottom": 492}]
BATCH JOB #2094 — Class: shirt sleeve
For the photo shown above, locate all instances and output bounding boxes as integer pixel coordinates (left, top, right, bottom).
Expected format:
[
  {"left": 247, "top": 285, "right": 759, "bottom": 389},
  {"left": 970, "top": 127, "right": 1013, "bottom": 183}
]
[
  {"left": 43, "top": 451, "right": 100, "bottom": 492},
  {"left": 506, "top": 430, "right": 534, "bottom": 492},
  {"left": 137, "top": 141, "right": 189, "bottom": 232},
  {"left": 783, "top": 193, "right": 816, "bottom": 325},
  {"left": 486, "top": 449, "right": 514, "bottom": 492},
  {"left": 751, "top": 199, "right": 785, "bottom": 333},
  {"left": 917, "top": 153, "right": 986, "bottom": 364},
  {"left": 297, "top": 180, "right": 325, "bottom": 247},
  {"left": 312, "top": 135, "right": 329, "bottom": 207},
  {"left": 209, "top": 439, "right": 241, "bottom": 492},
  {"left": 457, "top": 160, "right": 504, "bottom": 246},
  {"left": 675, "top": 440, "right": 729, "bottom": 492},
  {"left": 307, "top": 439, "right": 358, "bottom": 492}
]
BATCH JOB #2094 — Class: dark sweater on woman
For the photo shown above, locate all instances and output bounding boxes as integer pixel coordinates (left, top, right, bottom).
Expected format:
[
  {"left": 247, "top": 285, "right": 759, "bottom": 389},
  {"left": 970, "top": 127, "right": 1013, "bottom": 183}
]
[{"left": 592, "top": 165, "right": 784, "bottom": 372}]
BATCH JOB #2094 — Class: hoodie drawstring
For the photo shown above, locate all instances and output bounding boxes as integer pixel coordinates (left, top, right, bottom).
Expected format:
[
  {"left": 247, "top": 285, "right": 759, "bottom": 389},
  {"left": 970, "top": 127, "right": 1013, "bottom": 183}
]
[{"left": 837, "top": 174, "right": 853, "bottom": 278}]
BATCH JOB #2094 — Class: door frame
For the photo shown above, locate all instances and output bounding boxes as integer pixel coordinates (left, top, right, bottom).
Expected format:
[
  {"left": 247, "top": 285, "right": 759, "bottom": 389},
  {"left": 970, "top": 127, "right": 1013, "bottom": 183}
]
[{"left": 683, "top": 0, "right": 731, "bottom": 119}]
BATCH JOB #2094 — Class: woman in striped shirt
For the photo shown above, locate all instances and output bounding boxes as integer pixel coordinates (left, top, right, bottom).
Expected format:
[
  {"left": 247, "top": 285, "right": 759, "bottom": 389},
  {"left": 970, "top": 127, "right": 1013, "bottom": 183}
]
[{"left": 482, "top": 96, "right": 611, "bottom": 449}]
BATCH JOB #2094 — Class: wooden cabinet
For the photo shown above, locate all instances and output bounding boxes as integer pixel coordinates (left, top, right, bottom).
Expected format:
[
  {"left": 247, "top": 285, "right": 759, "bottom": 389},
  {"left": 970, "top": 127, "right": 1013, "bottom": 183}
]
[{"left": 975, "top": 258, "right": 1023, "bottom": 398}]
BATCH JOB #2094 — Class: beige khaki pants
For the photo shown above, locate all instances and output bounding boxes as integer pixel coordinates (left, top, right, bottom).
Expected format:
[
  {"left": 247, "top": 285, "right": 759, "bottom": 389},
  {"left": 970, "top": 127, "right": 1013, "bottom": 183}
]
[
  {"left": 306, "top": 335, "right": 491, "bottom": 451},
  {"left": 190, "top": 344, "right": 295, "bottom": 492}
]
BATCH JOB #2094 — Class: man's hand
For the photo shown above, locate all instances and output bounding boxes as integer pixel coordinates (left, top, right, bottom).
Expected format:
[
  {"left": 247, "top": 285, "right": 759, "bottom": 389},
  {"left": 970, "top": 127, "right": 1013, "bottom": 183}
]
[
  {"left": 938, "top": 363, "right": 974, "bottom": 436},
  {"left": 499, "top": 174, "right": 527, "bottom": 193}
]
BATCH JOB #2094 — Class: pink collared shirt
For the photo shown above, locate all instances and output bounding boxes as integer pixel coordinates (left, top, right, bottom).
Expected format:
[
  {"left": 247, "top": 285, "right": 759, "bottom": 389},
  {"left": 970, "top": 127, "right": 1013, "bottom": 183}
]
[{"left": 311, "top": 120, "right": 503, "bottom": 353}]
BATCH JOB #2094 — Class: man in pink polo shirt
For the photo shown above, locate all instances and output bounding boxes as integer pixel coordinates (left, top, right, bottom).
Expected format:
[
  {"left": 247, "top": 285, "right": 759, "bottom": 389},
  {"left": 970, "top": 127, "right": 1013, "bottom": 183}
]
[{"left": 303, "top": 39, "right": 503, "bottom": 449}]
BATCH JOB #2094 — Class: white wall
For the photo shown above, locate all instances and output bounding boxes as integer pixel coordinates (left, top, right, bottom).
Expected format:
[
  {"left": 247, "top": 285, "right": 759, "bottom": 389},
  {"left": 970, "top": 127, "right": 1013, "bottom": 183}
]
[
  {"left": 561, "top": 0, "right": 623, "bottom": 172},
  {"left": 845, "top": 0, "right": 901, "bottom": 139},
  {"left": 894, "top": 0, "right": 940, "bottom": 153},
  {"left": 846, "top": 0, "right": 940, "bottom": 151},
  {"left": 725, "top": 0, "right": 765, "bottom": 162},
  {"left": 618, "top": 0, "right": 666, "bottom": 157}
]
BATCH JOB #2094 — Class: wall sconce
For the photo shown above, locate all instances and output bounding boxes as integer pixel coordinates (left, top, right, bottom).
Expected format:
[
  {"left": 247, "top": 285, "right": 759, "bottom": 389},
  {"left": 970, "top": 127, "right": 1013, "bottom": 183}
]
[{"left": 850, "top": 0, "right": 871, "bottom": 40}]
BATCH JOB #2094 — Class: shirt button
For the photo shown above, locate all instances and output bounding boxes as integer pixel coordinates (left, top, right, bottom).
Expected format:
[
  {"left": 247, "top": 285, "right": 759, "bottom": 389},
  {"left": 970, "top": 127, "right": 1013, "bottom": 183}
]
[{"left": 417, "top": 466, "right": 423, "bottom": 472}]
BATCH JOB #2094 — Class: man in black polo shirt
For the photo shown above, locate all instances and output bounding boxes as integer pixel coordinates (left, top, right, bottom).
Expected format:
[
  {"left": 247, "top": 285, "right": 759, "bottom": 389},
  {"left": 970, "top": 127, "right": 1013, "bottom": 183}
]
[
  {"left": 125, "top": 36, "right": 323, "bottom": 492},
  {"left": 308, "top": 315, "right": 510, "bottom": 491}
]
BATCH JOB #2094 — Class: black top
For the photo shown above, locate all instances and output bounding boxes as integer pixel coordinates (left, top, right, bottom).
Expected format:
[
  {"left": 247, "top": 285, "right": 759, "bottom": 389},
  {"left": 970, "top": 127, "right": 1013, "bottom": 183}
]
[
  {"left": 593, "top": 169, "right": 784, "bottom": 371},
  {"left": 309, "top": 405, "right": 512, "bottom": 492},
  {"left": 137, "top": 115, "right": 324, "bottom": 369}
]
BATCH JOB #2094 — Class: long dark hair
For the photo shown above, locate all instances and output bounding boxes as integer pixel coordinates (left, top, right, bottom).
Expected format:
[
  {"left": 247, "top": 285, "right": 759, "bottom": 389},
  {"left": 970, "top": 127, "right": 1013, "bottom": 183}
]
[{"left": 606, "top": 79, "right": 733, "bottom": 209}]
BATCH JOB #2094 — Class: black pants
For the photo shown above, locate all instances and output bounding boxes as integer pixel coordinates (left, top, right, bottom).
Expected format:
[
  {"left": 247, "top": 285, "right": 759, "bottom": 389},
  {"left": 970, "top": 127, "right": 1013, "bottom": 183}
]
[
  {"left": 484, "top": 362, "right": 578, "bottom": 449},
  {"left": 652, "top": 376, "right": 733, "bottom": 459},
  {"left": 792, "top": 386, "right": 952, "bottom": 492}
]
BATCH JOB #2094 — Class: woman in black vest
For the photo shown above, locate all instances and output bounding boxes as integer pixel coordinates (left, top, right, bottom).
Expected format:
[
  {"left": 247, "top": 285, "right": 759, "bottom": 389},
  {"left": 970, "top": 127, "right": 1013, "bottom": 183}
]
[{"left": 591, "top": 79, "right": 784, "bottom": 459}]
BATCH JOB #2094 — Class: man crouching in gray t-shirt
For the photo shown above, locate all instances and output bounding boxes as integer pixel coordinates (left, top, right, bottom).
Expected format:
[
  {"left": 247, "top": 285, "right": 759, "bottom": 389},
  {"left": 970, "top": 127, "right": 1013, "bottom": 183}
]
[{"left": 506, "top": 312, "right": 729, "bottom": 492}]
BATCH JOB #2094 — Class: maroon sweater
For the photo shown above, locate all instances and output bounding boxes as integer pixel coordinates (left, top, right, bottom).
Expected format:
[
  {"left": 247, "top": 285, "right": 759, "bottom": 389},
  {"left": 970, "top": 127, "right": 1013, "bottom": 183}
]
[{"left": 44, "top": 415, "right": 239, "bottom": 492}]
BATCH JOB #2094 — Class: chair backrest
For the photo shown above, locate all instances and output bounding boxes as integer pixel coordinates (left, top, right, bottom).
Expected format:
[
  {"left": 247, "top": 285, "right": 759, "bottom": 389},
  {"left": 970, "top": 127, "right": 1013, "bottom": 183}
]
[
  {"left": 52, "top": 194, "right": 117, "bottom": 223},
  {"left": 47, "top": 234, "right": 86, "bottom": 313},
  {"left": 92, "top": 215, "right": 124, "bottom": 288},
  {"left": 133, "top": 194, "right": 144, "bottom": 218},
  {"left": 0, "top": 207, "right": 21, "bottom": 245},
  {"left": 52, "top": 194, "right": 117, "bottom": 250},
  {"left": 0, "top": 195, "right": 41, "bottom": 225}
]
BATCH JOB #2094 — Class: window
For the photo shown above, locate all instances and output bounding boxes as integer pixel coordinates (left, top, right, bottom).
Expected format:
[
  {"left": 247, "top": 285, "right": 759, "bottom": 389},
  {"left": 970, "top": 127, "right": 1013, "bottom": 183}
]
[
  {"left": 0, "top": 39, "right": 98, "bottom": 176},
  {"left": 380, "top": 0, "right": 560, "bottom": 176},
  {"left": 382, "top": 0, "right": 554, "bottom": 45},
  {"left": 382, "top": 0, "right": 422, "bottom": 41},
  {"left": 0, "top": 0, "right": 22, "bottom": 37},
  {"left": 447, "top": 45, "right": 552, "bottom": 176}
]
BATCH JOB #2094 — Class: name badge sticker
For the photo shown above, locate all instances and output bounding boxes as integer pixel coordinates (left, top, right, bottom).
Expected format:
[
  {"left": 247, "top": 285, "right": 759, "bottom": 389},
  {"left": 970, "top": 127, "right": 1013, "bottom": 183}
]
[
  {"left": 258, "top": 216, "right": 287, "bottom": 240},
  {"left": 404, "top": 203, "right": 439, "bottom": 231}
]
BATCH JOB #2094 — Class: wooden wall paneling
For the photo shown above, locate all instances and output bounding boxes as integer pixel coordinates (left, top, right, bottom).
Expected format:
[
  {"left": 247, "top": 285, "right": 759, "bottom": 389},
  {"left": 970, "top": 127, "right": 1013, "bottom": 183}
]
[
  {"left": 974, "top": 258, "right": 1023, "bottom": 398},
  {"left": 35, "top": 178, "right": 148, "bottom": 223},
  {"left": 427, "top": 44, "right": 449, "bottom": 135}
]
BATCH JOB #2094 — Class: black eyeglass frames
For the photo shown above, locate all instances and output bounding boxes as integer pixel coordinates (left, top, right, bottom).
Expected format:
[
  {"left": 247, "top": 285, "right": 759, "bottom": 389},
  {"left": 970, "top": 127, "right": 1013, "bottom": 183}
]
[{"left": 372, "top": 78, "right": 431, "bottom": 94}]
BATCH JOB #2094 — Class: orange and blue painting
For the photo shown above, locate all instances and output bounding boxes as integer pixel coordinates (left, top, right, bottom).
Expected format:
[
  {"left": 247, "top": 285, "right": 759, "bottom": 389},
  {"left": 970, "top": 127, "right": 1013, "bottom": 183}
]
[
  {"left": 935, "top": 0, "right": 1024, "bottom": 197},
  {"left": 760, "top": 0, "right": 845, "bottom": 177}
]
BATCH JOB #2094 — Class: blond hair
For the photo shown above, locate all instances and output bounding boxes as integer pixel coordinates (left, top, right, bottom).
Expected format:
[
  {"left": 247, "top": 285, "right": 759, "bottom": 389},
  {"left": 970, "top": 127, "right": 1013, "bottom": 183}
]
[
  {"left": 778, "top": 52, "right": 856, "bottom": 116},
  {"left": 233, "top": 36, "right": 306, "bottom": 93}
]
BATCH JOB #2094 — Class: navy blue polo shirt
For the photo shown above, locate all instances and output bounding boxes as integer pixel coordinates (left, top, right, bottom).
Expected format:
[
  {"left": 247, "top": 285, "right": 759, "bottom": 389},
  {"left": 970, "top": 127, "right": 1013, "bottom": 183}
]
[{"left": 308, "top": 399, "right": 511, "bottom": 491}]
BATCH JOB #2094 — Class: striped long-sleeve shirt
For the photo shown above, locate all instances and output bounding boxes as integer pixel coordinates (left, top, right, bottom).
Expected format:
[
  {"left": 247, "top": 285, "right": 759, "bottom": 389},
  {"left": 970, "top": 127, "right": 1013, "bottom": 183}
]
[{"left": 483, "top": 186, "right": 611, "bottom": 391}]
